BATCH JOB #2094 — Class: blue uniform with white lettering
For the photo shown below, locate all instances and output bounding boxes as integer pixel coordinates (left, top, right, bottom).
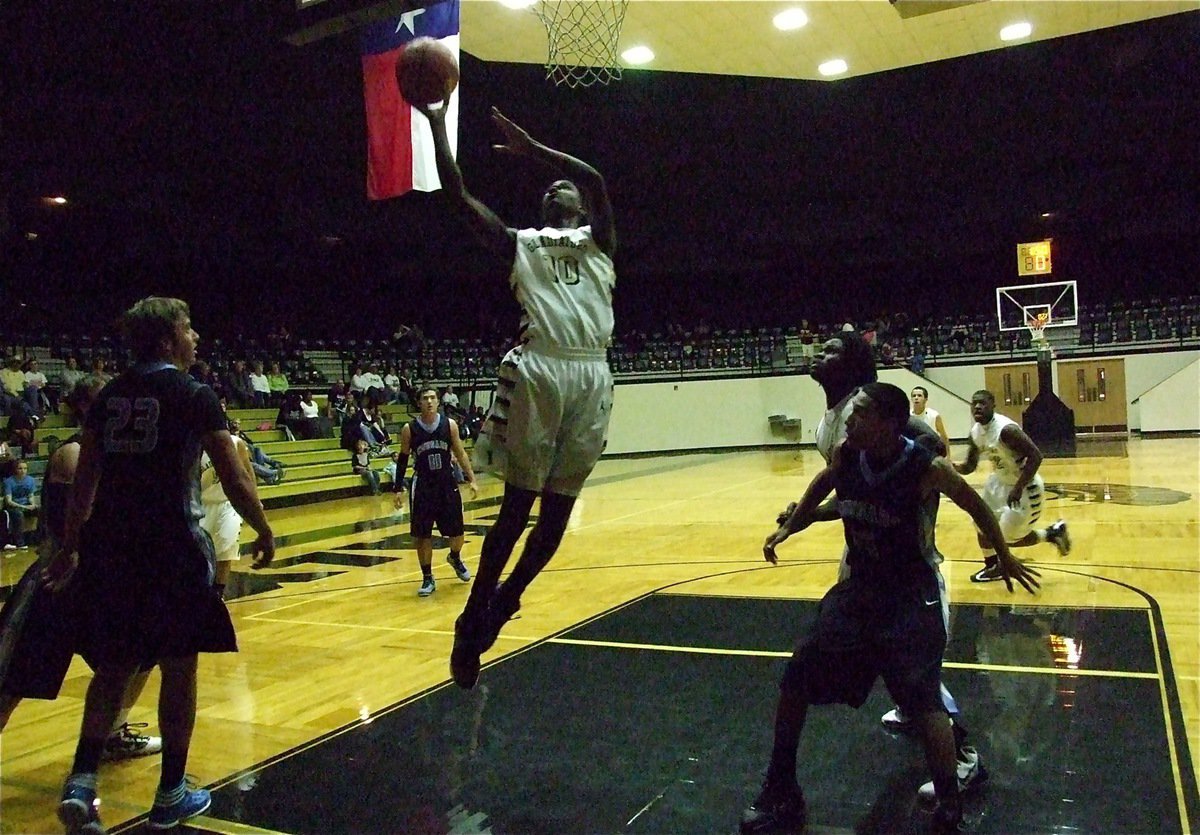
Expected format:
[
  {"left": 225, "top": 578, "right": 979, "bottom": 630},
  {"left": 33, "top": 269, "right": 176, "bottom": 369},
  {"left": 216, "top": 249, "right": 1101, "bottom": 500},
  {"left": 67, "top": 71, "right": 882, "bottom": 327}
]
[
  {"left": 407, "top": 414, "right": 464, "bottom": 540},
  {"left": 72, "top": 365, "right": 236, "bottom": 666},
  {"left": 781, "top": 440, "right": 946, "bottom": 717}
]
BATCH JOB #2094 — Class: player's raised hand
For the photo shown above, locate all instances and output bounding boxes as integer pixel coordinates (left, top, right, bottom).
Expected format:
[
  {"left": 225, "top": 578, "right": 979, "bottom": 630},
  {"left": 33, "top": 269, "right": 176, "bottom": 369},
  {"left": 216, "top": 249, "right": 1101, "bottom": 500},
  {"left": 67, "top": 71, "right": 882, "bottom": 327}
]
[
  {"left": 413, "top": 95, "right": 451, "bottom": 124},
  {"left": 490, "top": 107, "right": 534, "bottom": 156}
]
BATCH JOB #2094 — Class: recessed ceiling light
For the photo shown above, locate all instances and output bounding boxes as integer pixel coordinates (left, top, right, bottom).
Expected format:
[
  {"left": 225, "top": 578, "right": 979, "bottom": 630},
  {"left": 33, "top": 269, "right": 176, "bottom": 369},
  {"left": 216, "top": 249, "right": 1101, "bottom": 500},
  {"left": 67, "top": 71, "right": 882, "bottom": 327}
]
[
  {"left": 498, "top": 0, "right": 536, "bottom": 9},
  {"left": 1000, "top": 22, "right": 1032, "bottom": 41},
  {"left": 773, "top": 8, "right": 809, "bottom": 31},
  {"left": 621, "top": 45, "right": 655, "bottom": 65},
  {"left": 818, "top": 59, "right": 847, "bottom": 77}
]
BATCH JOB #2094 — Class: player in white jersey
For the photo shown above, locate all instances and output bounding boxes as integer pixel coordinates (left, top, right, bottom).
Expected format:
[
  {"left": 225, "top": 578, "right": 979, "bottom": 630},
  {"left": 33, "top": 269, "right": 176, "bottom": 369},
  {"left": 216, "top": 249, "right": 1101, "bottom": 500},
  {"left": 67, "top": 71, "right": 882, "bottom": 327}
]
[
  {"left": 910, "top": 385, "right": 950, "bottom": 452},
  {"left": 956, "top": 390, "right": 1070, "bottom": 583},
  {"left": 198, "top": 421, "right": 255, "bottom": 597},
  {"left": 417, "top": 101, "right": 616, "bottom": 690}
]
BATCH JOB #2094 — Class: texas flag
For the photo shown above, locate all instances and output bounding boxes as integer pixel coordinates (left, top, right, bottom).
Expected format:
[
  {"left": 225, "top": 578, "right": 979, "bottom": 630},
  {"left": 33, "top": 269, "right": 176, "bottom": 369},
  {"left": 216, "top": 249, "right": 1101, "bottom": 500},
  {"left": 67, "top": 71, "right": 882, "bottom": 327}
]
[{"left": 360, "top": 0, "right": 459, "bottom": 200}]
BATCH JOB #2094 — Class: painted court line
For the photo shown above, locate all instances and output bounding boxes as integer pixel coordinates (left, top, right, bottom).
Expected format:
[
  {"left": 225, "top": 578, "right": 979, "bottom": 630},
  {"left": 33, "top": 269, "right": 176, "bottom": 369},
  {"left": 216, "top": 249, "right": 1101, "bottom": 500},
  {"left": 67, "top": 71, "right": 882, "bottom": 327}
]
[{"left": 548, "top": 637, "right": 1160, "bottom": 679}]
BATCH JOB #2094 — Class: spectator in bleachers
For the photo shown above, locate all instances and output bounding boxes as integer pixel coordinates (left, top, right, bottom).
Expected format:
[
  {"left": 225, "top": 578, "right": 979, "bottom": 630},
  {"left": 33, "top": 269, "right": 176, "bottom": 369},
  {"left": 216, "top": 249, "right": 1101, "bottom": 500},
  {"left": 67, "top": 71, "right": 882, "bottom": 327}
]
[
  {"left": 248, "top": 361, "right": 271, "bottom": 408},
  {"left": 23, "top": 359, "right": 54, "bottom": 414},
  {"left": 383, "top": 366, "right": 402, "bottom": 404},
  {"left": 350, "top": 438, "right": 381, "bottom": 494},
  {"left": 911, "top": 344, "right": 927, "bottom": 375},
  {"left": 1, "top": 356, "right": 38, "bottom": 418},
  {"left": 360, "top": 403, "right": 392, "bottom": 450},
  {"left": 348, "top": 364, "right": 368, "bottom": 399},
  {"left": 798, "top": 320, "right": 816, "bottom": 367},
  {"left": 326, "top": 380, "right": 350, "bottom": 425},
  {"left": 2, "top": 459, "right": 38, "bottom": 550},
  {"left": 441, "top": 385, "right": 460, "bottom": 414},
  {"left": 266, "top": 361, "right": 289, "bottom": 405},
  {"left": 222, "top": 360, "right": 254, "bottom": 409},
  {"left": 89, "top": 356, "right": 112, "bottom": 384},
  {"left": 58, "top": 356, "right": 86, "bottom": 398},
  {"left": 299, "top": 389, "right": 330, "bottom": 438},
  {"left": 275, "top": 392, "right": 317, "bottom": 441},
  {"left": 360, "top": 364, "right": 390, "bottom": 404},
  {"left": 228, "top": 418, "right": 285, "bottom": 484},
  {"left": 5, "top": 410, "right": 37, "bottom": 458}
]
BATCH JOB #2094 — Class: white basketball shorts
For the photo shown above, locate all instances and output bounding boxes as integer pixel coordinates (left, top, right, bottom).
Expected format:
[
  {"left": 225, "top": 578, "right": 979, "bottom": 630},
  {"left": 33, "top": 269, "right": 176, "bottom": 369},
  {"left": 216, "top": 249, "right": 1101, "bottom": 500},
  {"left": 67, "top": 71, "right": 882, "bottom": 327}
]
[
  {"left": 980, "top": 473, "right": 1045, "bottom": 542},
  {"left": 473, "top": 345, "right": 613, "bottom": 497},
  {"left": 200, "top": 501, "right": 243, "bottom": 563}
]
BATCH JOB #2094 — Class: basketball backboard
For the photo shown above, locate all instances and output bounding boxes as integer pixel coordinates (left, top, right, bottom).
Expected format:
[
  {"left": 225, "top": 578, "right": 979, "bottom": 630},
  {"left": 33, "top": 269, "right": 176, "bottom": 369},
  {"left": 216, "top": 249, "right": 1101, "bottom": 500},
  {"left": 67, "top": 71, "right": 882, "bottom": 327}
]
[{"left": 995, "top": 280, "right": 1078, "bottom": 332}]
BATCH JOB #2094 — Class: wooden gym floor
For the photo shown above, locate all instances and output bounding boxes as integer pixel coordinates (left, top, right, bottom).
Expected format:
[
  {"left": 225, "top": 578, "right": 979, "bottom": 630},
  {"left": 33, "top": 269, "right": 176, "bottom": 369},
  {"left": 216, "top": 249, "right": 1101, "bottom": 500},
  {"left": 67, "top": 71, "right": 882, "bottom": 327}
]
[{"left": 0, "top": 437, "right": 1196, "bottom": 833}]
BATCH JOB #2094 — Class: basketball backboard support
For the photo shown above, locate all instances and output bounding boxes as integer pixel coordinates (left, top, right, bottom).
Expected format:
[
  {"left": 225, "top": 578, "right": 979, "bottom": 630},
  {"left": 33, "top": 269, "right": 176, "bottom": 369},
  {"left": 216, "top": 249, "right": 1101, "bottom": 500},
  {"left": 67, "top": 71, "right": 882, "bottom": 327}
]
[{"left": 996, "top": 280, "right": 1078, "bottom": 332}]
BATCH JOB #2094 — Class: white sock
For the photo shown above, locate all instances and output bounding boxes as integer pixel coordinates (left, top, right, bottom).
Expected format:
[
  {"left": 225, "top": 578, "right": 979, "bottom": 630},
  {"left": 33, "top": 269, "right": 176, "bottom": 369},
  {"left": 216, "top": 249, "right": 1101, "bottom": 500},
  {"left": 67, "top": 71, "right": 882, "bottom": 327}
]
[{"left": 1035, "top": 529, "right": 1048, "bottom": 542}]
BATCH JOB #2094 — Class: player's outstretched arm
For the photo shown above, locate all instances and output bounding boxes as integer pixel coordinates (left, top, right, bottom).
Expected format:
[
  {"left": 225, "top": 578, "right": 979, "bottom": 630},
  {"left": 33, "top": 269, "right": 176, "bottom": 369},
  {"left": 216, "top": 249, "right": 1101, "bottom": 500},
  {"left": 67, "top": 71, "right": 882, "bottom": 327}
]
[
  {"left": 953, "top": 439, "right": 981, "bottom": 475},
  {"left": 927, "top": 459, "right": 1040, "bottom": 594},
  {"left": 764, "top": 465, "right": 836, "bottom": 564},
  {"left": 414, "top": 99, "right": 515, "bottom": 261},
  {"left": 204, "top": 430, "right": 275, "bottom": 569},
  {"left": 489, "top": 107, "right": 616, "bottom": 258}
]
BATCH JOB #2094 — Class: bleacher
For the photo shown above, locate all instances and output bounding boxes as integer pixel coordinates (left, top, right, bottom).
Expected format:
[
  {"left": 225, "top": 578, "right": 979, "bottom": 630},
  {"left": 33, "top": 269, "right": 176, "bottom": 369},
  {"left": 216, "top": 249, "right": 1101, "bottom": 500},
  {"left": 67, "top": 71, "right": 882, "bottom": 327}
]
[{"left": 7, "top": 404, "right": 428, "bottom": 541}]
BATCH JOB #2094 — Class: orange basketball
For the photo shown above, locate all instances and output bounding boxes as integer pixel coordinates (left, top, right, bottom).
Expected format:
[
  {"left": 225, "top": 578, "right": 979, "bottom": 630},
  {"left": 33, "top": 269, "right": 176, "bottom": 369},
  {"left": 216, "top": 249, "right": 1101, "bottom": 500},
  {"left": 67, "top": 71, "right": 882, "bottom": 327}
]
[{"left": 397, "top": 37, "right": 459, "bottom": 106}]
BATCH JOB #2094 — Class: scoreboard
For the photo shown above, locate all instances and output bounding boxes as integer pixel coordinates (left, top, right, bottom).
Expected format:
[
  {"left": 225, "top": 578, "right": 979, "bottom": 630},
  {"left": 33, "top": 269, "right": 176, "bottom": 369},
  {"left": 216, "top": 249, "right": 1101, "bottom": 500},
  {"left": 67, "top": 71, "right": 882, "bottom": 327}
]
[{"left": 1017, "top": 239, "right": 1052, "bottom": 277}]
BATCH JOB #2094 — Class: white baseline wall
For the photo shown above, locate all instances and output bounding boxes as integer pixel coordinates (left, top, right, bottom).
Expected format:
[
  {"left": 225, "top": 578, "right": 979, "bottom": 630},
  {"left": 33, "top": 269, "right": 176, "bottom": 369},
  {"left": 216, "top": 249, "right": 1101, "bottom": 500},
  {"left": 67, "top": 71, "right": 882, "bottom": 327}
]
[{"left": 600, "top": 349, "right": 1199, "bottom": 455}]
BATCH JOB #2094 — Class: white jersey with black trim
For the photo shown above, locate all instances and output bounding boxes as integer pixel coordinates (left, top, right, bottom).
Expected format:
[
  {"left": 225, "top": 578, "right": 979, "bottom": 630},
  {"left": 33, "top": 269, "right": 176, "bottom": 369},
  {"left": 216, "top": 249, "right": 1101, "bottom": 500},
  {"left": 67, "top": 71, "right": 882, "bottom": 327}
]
[
  {"left": 911, "top": 407, "right": 940, "bottom": 431},
  {"left": 199, "top": 435, "right": 245, "bottom": 504},
  {"left": 970, "top": 413, "right": 1027, "bottom": 485},
  {"left": 511, "top": 225, "right": 615, "bottom": 353},
  {"left": 815, "top": 394, "right": 854, "bottom": 464}
]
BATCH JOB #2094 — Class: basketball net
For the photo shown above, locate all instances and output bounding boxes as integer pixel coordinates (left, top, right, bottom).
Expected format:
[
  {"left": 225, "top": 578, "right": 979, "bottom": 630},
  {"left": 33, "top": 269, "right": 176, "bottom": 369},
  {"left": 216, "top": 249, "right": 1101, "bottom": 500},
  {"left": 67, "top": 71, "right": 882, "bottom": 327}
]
[
  {"left": 533, "top": 0, "right": 630, "bottom": 87},
  {"left": 1027, "top": 312, "right": 1051, "bottom": 355}
]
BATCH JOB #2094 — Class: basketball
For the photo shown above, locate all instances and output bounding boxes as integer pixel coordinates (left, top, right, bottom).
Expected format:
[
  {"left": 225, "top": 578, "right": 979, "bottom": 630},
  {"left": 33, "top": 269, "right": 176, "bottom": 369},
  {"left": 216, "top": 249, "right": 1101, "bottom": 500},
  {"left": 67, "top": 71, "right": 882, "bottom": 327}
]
[{"left": 397, "top": 37, "right": 459, "bottom": 106}]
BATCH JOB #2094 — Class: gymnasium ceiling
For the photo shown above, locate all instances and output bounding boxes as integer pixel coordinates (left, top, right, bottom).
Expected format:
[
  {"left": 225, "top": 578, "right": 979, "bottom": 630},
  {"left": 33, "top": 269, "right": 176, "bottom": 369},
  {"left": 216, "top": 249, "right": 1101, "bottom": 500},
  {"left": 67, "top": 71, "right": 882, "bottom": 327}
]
[{"left": 460, "top": 0, "right": 1200, "bottom": 81}]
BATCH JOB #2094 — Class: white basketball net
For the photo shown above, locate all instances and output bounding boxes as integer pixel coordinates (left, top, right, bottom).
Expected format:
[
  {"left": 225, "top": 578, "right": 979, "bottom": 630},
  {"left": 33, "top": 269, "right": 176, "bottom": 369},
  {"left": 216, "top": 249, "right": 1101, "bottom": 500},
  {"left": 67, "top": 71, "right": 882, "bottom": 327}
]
[
  {"left": 533, "top": 0, "right": 630, "bottom": 88},
  {"left": 1027, "top": 314, "right": 1050, "bottom": 346}
]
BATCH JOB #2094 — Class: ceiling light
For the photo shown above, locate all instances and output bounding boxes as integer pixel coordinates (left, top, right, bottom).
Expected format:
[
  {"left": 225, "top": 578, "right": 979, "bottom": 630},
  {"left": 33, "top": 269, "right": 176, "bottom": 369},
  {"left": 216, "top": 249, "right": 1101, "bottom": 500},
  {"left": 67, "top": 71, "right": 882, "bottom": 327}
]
[
  {"left": 818, "top": 59, "right": 847, "bottom": 77},
  {"left": 498, "top": 0, "right": 536, "bottom": 9},
  {"left": 621, "top": 45, "right": 654, "bottom": 65},
  {"left": 1000, "top": 22, "right": 1032, "bottom": 41},
  {"left": 773, "top": 8, "right": 808, "bottom": 31},
  {"left": 41, "top": 195, "right": 68, "bottom": 206}
]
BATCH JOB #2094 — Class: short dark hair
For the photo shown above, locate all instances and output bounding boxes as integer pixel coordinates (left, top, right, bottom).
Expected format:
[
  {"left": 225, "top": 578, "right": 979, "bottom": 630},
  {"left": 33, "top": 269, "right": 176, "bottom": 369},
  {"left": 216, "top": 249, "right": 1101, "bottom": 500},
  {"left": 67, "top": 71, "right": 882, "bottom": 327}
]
[
  {"left": 911, "top": 385, "right": 929, "bottom": 398},
  {"left": 838, "top": 330, "right": 878, "bottom": 386},
  {"left": 972, "top": 389, "right": 996, "bottom": 403},
  {"left": 861, "top": 382, "right": 910, "bottom": 428},
  {"left": 416, "top": 384, "right": 438, "bottom": 399},
  {"left": 122, "top": 296, "right": 189, "bottom": 361}
]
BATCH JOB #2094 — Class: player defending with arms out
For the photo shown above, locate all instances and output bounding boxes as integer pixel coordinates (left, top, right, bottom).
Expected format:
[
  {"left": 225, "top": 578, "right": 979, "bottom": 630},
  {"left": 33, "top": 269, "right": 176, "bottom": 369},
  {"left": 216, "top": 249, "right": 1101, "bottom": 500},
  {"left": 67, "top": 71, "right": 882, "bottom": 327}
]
[
  {"left": 45, "top": 297, "right": 274, "bottom": 835},
  {"left": 744, "top": 383, "right": 1039, "bottom": 834},
  {"left": 393, "top": 386, "right": 479, "bottom": 597},
  {"left": 416, "top": 100, "right": 616, "bottom": 689},
  {"left": 957, "top": 390, "right": 1070, "bottom": 583}
]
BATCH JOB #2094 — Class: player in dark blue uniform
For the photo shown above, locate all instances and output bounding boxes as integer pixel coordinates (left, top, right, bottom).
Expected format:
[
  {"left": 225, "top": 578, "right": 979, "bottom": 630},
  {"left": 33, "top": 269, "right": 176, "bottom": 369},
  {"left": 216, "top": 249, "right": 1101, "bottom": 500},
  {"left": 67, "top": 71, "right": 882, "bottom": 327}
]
[
  {"left": 742, "top": 383, "right": 1039, "bottom": 834},
  {"left": 394, "top": 386, "right": 478, "bottom": 597},
  {"left": 44, "top": 297, "right": 275, "bottom": 835}
]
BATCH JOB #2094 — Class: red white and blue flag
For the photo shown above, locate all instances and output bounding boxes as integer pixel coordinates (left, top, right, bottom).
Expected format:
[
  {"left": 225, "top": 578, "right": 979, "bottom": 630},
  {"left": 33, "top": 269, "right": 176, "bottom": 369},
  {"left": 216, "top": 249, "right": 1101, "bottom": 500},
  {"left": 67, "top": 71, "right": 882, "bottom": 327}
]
[{"left": 360, "top": 0, "right": 459, "bottom": 200}]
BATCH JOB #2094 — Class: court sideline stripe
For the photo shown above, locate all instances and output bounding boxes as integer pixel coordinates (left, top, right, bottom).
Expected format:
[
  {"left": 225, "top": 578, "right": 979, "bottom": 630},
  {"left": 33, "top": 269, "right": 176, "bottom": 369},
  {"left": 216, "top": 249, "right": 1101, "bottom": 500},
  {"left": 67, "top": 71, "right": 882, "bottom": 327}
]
[
  {"left": 546, "top": 636, "right": 1160, "bottom": 679},
  {"left": 175, "top": 816, "right": 295, "bottom": 835}
]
